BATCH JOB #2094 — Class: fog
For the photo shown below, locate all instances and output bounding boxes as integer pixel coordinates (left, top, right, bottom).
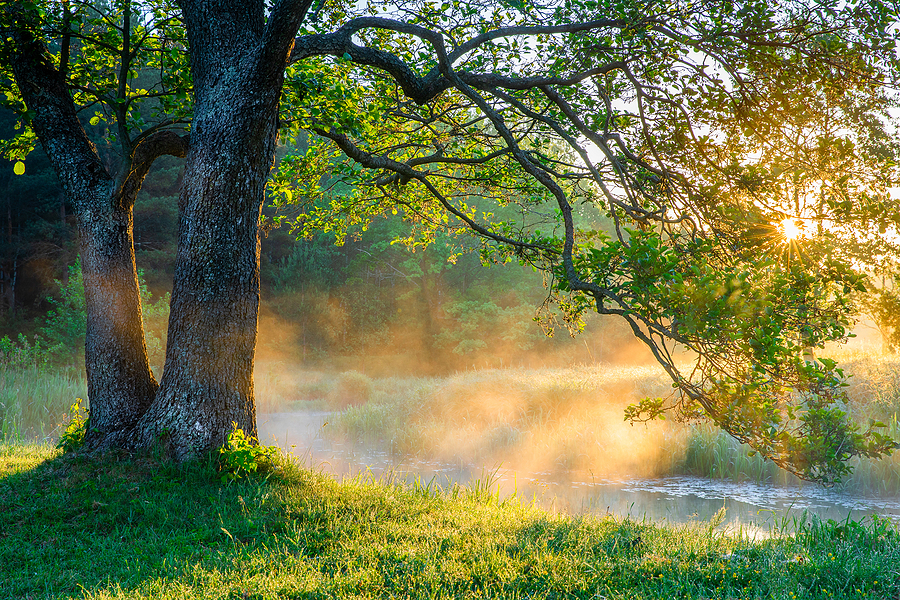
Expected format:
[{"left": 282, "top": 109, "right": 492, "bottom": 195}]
[{"left": 250, "top": 303, "right": 900, "bottom": 526}]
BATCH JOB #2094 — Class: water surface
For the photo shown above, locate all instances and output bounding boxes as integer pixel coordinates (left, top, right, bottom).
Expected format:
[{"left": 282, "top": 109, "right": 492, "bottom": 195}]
[{"left": 259, "top": 411, "right": 900, "bottom": 533}]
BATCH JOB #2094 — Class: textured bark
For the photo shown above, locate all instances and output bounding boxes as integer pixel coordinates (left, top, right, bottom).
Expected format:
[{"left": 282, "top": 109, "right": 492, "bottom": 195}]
[
  {"left": 3, "top": 12, "right": 188, "bottom": 447},
  {"left": 131, "top": 0, "right": 311, "bottom": 458},
  {"left": 132, "top": 91, "right": 272, "bottom": 456},
  {"left": 79, "top": 188, "right": 159, "bottom": 444}
]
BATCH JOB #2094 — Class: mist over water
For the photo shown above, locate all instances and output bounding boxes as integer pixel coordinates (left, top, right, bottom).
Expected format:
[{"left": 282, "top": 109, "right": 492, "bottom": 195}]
[{"left": 254, "top": 336, "right": 900, "bottom": 533}]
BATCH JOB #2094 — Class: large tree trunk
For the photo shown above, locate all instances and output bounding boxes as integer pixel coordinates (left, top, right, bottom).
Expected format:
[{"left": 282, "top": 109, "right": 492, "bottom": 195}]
[
  {"left": 131, "top": 101, "right": 272, "bottom": 457},
  {"left": 4, "top": 16, "right": 160, "bottom": 446},
  {"left": 130, "top": 0, "right": 300, "bottom": 458}
]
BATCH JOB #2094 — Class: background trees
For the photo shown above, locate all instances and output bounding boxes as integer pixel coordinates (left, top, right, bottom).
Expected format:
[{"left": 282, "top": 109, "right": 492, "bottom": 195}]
[{"left": 2, "top": 0, "right": 899, "bottom": 480}]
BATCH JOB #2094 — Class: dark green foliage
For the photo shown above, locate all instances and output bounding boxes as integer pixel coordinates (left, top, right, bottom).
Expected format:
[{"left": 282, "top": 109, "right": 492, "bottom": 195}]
[
  {"left": 41, "top": 262, "right": 86, "bottom": 360},
  {"left": 0, "top": 108, "right": 74, "bottom": 331},
  {"left": 217, "top": 424, "right": 278, "bottom": 483},
  {"left": 41, "top": 261, "right": 169, "bottom": 366}
]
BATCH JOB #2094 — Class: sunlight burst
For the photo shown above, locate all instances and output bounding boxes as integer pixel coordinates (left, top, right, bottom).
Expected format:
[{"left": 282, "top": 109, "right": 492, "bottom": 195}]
[{"left": 780, "top": 218, "right": 802, "bottom": 242}]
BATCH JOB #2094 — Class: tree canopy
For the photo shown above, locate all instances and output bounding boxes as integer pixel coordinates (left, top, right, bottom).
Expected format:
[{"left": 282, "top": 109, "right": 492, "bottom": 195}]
[
  {"left": 2, "top": 0, "right": 899, "bottom": 482},
  {"left": 266, "top": 0, "right": 900, "bottom": 482}
]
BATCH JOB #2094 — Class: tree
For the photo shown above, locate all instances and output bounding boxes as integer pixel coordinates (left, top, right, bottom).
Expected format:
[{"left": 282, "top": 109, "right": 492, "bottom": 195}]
[
  {"left": 1, "top": 0, "right": 192, "bottom": 446},
  {"left": 2, "top": 0, "right": 898, "bottom": 481}
]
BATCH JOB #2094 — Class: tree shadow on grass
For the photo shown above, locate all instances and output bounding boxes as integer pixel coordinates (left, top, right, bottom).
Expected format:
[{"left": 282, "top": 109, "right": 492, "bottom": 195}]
[{"left": 0, "top": 447, "right": 316, "bottom": 599}]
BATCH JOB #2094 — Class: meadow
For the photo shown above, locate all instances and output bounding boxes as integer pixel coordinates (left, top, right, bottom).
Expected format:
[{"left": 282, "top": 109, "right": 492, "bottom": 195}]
[
  {"left": 0, "top": 365, "right": 87, "bottom": 443},
  {"left": 1, "top": 443, "right": 897, "bottom": 599}
]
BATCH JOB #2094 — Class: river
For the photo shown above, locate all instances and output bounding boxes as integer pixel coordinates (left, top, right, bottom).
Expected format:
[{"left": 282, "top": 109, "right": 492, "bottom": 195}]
[{"left": 258, "top": 411, "right": 900, "bottom": 535}]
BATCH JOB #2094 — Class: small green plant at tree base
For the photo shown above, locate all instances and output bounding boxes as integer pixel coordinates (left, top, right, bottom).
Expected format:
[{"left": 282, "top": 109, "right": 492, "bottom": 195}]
[
  {"left": 56, "top": 398, "right": 88, "bottom": 453},
  {"left": 218, "top": 422, "right": 279, "bottom": 483}
]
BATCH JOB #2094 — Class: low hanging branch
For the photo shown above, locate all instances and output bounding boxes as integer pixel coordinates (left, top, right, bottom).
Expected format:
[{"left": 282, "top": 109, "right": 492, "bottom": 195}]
[{"left": 272, "top": 0, "right": 900, "bottom": 483}]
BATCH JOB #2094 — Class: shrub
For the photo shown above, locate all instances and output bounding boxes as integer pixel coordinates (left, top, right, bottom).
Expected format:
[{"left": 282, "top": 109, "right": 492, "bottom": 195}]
[
  {"left": 218, "top": 423, "right": 279, "bottom": 482},
  {"left": 43, "top": 261, "right": 170, "bottom": 367},
  {"left": 56, "top": 398, "right": 88, "bottom": 453}
]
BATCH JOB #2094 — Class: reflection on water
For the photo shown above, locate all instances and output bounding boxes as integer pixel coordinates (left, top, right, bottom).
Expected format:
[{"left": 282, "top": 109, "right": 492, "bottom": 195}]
[{"left": 259, "top": 411, "right": 900, "bottom": 532}]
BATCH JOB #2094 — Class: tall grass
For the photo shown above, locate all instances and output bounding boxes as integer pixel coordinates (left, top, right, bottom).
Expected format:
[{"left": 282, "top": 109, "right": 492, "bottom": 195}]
[
  {"left": 326, "top": 364, "right": 686, "bottom": 478},
  {"left": 5, "top": 350, "right": 900, "bottom": 493},
  {"left": 0, "top": 366, "right": 86, "bottom": 443}
]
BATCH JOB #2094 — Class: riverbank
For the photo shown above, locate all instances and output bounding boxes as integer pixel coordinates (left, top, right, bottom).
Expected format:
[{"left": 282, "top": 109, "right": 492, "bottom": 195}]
[
  {"left": 1, "top": 444, "right": 896, "bottom": 599},
  {"left": 5, "top": 354, "right": 900, "bottom": 494}
]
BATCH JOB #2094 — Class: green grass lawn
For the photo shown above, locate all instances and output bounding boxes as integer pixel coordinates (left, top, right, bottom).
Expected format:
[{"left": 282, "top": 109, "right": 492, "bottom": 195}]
[{"left": 0, "top": 444, "right": 896, "bottom": 599}]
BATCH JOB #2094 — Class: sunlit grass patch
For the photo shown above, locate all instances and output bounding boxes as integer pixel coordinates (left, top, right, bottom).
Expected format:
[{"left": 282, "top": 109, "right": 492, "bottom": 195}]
[
  {"left": 1, "top": 446, "right": 898, "bottom": 599},
  {"left": 0, "top": 441, "right": 58, "bottom": 474}
]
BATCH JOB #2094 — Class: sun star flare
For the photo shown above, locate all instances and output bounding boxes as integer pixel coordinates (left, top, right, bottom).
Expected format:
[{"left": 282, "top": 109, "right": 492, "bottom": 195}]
[{"left": 781, "top": 218, "right": 802, "bottom": 242}]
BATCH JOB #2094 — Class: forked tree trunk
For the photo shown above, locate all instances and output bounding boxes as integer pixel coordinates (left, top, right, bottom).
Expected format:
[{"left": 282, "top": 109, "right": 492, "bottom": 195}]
[{"left": 8, "top": 0, "right": 307, "bottom": 459}]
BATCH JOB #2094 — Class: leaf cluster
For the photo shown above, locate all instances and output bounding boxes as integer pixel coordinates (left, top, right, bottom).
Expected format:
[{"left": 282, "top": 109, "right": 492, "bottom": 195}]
[
  {"left": 217, "top": 423, "right": 279, "bottom": 483},
  {"left": 56, "top": 397, "right": 88, "bottom": 453}
]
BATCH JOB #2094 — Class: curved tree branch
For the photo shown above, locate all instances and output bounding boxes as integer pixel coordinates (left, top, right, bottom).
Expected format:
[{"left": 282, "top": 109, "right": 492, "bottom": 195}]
[{"left": 117, "top": 130, "right": 190, "bottom": 209}]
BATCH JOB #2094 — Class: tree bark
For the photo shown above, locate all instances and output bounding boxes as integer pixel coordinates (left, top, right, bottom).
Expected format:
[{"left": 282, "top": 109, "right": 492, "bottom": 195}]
[
  {"left": 131, "top": 0, "right": 309, "bottom": 458},
  {"left": 132, "top": 92, "right": 273, "bottom": 456},
  {"left": 79, "top": 188, "right": 158, "bottom": 443}
]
